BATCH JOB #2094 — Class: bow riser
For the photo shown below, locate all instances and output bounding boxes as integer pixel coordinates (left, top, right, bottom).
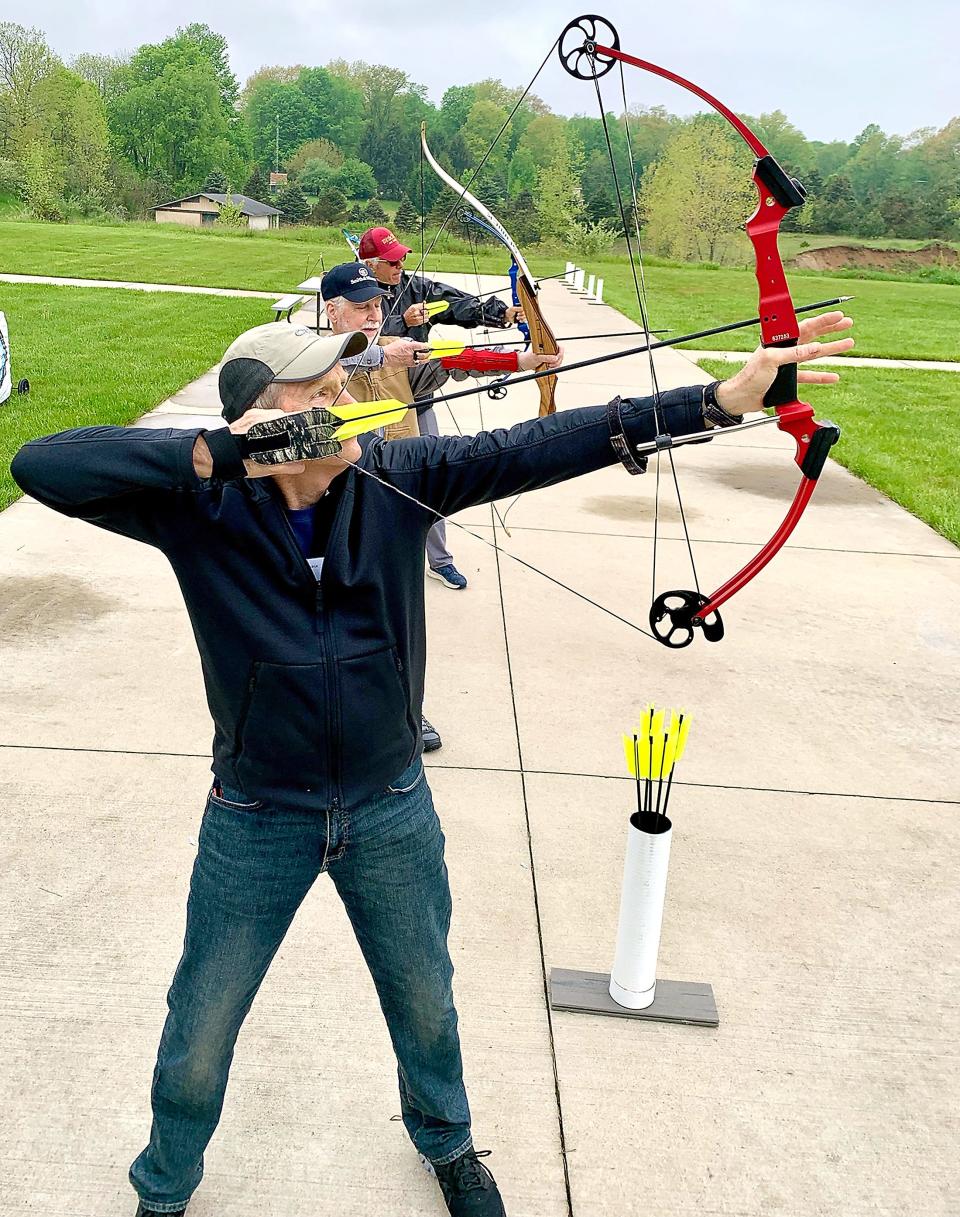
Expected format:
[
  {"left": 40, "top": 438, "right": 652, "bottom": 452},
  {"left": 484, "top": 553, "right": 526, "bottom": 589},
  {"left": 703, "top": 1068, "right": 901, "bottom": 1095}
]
[{"left": 516, "top": 275, "right": 559, "bottom": 417}]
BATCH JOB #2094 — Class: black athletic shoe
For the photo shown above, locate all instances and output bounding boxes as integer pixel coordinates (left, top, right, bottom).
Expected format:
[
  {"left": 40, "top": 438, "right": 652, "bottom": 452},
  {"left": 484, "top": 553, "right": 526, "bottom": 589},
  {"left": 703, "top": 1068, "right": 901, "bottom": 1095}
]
[
  {"left": 421, "top": 715, "right": 442, "bottom": 752},
  {"left": 135, "top": 1204, "right": 186, "bottom": 1216},
  {"left": 431, "top": 1149, "right": 506, "bottom": 1216}
]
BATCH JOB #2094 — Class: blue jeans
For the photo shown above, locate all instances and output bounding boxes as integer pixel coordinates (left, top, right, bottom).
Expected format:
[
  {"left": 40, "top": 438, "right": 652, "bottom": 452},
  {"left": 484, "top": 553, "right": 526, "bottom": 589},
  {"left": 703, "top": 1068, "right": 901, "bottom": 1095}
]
[{"left": 129, "top": 760, "right": 471, "bottom": 1212}]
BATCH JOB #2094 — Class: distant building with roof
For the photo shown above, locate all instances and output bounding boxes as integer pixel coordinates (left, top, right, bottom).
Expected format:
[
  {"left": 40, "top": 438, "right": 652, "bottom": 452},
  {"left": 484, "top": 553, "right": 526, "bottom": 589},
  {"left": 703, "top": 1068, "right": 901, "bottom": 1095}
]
[{"left": 152, "top": 193, "right": 281, "bottom": 230}]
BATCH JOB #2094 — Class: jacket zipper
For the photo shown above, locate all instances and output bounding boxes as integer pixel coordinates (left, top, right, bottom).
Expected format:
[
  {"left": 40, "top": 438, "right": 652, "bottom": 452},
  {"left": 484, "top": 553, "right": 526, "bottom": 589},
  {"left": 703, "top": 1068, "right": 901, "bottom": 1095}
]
[{"left": 275, "top": 499, "right": 336, "bottom": 806}]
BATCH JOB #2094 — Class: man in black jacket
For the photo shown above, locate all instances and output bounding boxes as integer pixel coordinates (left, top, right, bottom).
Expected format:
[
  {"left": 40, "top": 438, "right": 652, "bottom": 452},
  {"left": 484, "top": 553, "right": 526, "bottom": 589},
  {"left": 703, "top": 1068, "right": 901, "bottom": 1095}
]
[
  {"left": 358, "top": 226, "right": 523, "bottom": 343},
  {"left": 10, "top": 310, "right": 853, "bottom": 1217}
]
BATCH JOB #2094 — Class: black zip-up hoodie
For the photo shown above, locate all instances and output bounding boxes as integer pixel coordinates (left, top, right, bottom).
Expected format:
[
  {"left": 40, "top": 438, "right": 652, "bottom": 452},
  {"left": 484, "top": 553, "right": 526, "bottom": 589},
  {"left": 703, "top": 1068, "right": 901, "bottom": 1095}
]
[{"left": 10, "top": 390, "right": 705, "bottom": 813}]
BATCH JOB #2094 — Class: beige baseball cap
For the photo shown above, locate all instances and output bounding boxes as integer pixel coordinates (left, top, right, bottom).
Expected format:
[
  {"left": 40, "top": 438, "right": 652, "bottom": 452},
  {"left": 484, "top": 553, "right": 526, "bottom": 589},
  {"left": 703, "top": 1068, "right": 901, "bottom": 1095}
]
[{"left": 218, "top": 322, "right": 368, "bottom": 421}]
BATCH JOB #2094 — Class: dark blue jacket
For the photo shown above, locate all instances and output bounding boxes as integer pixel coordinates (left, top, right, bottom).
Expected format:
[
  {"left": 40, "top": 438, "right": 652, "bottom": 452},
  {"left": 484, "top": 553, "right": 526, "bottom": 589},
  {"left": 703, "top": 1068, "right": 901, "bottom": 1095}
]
[{"left": 10, "top": 390, "right": 704, "bottom": 813}]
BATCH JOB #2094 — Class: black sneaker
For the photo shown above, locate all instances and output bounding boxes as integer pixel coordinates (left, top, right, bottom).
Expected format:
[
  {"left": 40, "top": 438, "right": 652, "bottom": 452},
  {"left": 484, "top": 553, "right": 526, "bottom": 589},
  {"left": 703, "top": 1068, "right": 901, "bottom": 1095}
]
[
  {"left": 421, "top": 715, "right": 442, "bottom": 752},
  {"left": 135, "top": 1205, "right": 186, "bottom": 1216},
  {"left": 429, "top": 1148, "right": 506, "bottom": 1216}
]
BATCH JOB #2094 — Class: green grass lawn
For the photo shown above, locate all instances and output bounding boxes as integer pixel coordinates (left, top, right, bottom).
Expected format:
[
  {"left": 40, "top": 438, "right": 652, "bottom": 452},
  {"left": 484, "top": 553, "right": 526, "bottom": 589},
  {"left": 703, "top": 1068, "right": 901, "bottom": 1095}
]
[
  {"left": 0, "top": 283, "right": 268, "bottom": 509},
  {"left": 2, "top": 220, "right": 956, "bottom": 362},
  {"left": 699, "top": 357, "right": 960, "bottom": 547},
  {"left": 0, "top": 219, "right": 547, "bottom": 295},
  {"left": 593, "top": 258, "right": 959, "bottom": 362}
]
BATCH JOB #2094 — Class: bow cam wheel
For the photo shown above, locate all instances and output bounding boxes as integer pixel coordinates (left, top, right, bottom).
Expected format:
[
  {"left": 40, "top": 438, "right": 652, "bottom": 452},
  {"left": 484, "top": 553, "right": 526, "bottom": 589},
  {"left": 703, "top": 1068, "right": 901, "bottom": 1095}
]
[
  {"left": 17, "top": 378, "right": 30, "bottom": 395},
  {"left": 558, "top": 15, "right": 620, "bottom": 80},
  {"left": 649, "top": 590, "right": 724, "bottom": 649}
]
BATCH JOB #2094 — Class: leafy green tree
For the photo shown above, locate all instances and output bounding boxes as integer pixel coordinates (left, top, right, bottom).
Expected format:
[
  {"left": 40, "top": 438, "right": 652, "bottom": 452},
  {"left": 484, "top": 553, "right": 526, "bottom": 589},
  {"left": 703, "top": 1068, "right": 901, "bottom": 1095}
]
[
  {"left": 216, "top": 193, "right": 246, "bottom": 227},
  {"left": 584, "top": 180, "right": 617, "bottom": 224},
  {"left": 276, "top": 180, "right": 310, "bottom": 223},
  {"left": 244, "top": 78, "right": 314, "bottom": 169},
  {"left": 807, "top": 172, "right": 857, "bottom": 233},
  {"left": 18, "top": 65, "right": 110, "bottom": 204},
  {"left": 295, "top": 68, "right": 364, "bottom": 155},
  {"left": 299, "top": 157, "right": 335, "bottom": 194},
  {"left": 287, "top": 137, "right": 342, "bottom": 177},
  {"left": 177, "top": 24, "right": 239, "bottom": 108},
  {"left": 535, "top": 135, "right": 587, "bottom": 248},
  {"left": 0, "top": 22, "right": 58, "bottom": 156},
  {"left": 108, "top": 33, "right": 247, "bottom": 192},
  {"left": 0, "top": 155, "right": 18, "bottom": 194},
  {"left": 502, "top": 190, "right": 540, "bottom": 244},
  {"left": 22, "top": 139, "right": 62, "bottom": 219},
  {"left": 639, "top": 118, "right": 755, "bottom": 263},
  {"left": 333, "top": 156, "right": 377, "bottom": 198},
  {"left": 240, "top": 64, "right": 304, "bottom": 108},
  {"left": 347, "top": 201, "right": 366, "bottom": 224},
  {"left": 69, "top": 52, "right": 127, "bottom": 103}
]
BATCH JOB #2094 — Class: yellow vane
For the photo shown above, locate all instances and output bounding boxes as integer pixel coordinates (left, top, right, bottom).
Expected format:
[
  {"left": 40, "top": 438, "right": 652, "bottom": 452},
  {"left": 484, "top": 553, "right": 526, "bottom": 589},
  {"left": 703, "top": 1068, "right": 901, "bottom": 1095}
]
[
  {"left": 429, "top": 334, "right": 467, "bottom": 358},
  {"left": 622, "top": 706, "right": 690, "bottom": 779},
  {"left": 425, "top": 300, "right": 449, "bottom": 318},
  {"left": 328, "top": 399, "right": 409, "bottom": 440}
]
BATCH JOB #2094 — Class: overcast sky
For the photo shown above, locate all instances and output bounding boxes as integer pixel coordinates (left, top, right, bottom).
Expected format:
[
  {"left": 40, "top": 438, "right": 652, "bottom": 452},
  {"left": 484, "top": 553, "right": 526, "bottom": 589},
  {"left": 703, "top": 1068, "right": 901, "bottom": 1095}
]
[{"left": 8, "top": 0, "right": 956, "bottom": 144}]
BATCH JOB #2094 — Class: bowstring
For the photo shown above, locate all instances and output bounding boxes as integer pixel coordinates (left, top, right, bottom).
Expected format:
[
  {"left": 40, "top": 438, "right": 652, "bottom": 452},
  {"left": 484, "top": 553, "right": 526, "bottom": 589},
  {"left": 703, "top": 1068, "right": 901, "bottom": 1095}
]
[
  {"left": 588, "top": 53, "right": 702, "bottom": 607},
  {"left": 334, "top": 450, "right": 657, "bottom": 642}
]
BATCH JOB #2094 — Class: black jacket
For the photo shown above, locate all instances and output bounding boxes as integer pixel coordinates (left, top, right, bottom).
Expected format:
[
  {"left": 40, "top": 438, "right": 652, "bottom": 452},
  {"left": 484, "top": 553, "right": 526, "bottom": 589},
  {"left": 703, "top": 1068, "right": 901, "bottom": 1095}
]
[
  {"left": 10, "top": 390, "right": 705, "bottom": 813},
  {"left": 379, "top": 270, "right": 511, "bottom": 342}
]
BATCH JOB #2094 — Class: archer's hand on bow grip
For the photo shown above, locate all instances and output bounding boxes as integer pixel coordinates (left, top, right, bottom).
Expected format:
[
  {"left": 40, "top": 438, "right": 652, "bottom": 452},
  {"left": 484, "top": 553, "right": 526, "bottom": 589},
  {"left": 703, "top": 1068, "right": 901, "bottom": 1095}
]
[{"left": 763, "top": 345, "right": 799, "bottom": 410}]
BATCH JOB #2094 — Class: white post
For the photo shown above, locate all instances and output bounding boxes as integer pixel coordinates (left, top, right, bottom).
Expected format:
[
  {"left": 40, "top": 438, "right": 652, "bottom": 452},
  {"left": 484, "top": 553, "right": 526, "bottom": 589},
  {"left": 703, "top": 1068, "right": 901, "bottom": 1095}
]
[
  {"left": 564, "top": 261, "right": 575, "bottom": 285},
  {"left": 574, "top": 267, "right": 585, "bottom": 292},
  {"left": 608, "top": 810, "right": 672, "bottom": 1010},
  {"left": 594, "top": 277, "right": 604, "bottom": 304},
  {"left": 587, "top": 273, "right": 596, "bottom": 298}
]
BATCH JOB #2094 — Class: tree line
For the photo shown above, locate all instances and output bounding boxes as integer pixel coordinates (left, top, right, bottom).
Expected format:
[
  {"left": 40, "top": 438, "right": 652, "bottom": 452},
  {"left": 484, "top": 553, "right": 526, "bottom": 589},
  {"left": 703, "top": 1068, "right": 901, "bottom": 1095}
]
[{"left": 1, "top": 19, "right": 957, "bottom": 260}]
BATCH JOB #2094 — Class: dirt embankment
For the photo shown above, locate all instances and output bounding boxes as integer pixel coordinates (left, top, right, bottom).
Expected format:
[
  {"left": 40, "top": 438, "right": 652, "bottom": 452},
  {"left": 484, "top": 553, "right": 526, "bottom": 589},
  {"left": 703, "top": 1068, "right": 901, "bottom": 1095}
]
[{"left": 789, "top": 241, "right": 960, "bottom": 273}]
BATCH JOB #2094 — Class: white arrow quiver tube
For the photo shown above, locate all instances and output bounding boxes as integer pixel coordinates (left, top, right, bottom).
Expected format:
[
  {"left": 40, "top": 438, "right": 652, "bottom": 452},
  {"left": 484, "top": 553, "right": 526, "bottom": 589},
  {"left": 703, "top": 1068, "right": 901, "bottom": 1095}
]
[
  {"left": 0, "top": 311, "right": 10, "bottom": 406},
  {"left": 609, "top": 809, "right": 672, "bottom": 1009},
  {"left": 0, "top": 311, "right": 29, "bottom": 403}
]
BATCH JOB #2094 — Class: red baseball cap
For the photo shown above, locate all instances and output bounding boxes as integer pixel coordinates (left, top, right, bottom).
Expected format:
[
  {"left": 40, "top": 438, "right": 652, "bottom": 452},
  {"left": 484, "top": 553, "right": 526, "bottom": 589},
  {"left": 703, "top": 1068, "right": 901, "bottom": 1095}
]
[{"left": 358, "top": 226, "right": 412, "bottom": 261}]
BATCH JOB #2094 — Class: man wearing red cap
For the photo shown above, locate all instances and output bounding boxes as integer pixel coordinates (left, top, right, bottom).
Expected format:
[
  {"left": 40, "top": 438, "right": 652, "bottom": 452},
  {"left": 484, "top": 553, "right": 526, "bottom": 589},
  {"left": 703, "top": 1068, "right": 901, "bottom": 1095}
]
[
  {"left": 359, "top": 226, "right": 526, "bottom": 590},
  {"left": 358, "top": 226, "right": 524, "bottom": 343}
]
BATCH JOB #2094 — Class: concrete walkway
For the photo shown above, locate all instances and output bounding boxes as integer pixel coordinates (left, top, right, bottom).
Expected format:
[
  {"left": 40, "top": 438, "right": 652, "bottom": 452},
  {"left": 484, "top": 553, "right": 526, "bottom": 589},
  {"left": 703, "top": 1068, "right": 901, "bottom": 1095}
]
[
  {"left": 2, "top": 276, "right": 958, "bottom": 1217},
  {"left": 0, "top": 271, "right": 281, "bottom": 299}
]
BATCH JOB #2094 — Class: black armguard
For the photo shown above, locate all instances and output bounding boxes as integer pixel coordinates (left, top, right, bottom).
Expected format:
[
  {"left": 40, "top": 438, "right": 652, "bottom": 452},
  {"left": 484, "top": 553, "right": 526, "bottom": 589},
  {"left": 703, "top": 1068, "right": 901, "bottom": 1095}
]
[
  {"left": 201, "top": 427, "right": 247, "bottom": 481},
  {"left": 606, "top": 396, "right": 648, "bottom": 476}
]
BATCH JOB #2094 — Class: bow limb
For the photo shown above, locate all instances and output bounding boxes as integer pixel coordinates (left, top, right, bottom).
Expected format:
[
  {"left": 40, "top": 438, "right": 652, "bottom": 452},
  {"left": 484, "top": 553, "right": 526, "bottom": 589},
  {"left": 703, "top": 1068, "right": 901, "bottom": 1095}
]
[{"left": 420, "top": 122, "right": 559, "bottom": 416}]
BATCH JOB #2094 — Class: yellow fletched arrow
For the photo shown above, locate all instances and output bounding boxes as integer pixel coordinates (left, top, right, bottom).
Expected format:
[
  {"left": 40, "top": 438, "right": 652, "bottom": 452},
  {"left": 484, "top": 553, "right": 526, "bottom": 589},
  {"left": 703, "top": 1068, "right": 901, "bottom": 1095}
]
[
  {"left": 328, "top": 399, "right": 409, "bottom": 440},
  {"left": 425, "top": 300, "right": 449, "bottom": 318}
]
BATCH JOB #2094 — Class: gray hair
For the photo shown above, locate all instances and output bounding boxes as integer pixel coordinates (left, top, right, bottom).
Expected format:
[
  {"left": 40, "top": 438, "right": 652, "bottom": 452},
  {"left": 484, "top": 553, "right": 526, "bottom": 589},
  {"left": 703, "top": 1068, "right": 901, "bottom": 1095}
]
[{"left": 253, "top": 381, "right": 287, "bottom": 411}]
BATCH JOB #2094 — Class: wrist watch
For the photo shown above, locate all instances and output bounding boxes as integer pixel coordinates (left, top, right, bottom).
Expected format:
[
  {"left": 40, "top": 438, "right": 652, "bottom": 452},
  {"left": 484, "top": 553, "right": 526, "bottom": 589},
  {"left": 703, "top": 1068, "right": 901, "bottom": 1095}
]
[{"left": 701, "top": 380, "right": 743, "bottom": 429}]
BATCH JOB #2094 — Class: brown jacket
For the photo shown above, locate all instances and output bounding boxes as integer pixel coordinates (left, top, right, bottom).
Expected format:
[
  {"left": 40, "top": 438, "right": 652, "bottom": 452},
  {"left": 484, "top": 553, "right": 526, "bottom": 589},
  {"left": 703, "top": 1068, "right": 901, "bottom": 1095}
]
[{"left": 347, "top": 340, "right": 419, "bottom": 441}]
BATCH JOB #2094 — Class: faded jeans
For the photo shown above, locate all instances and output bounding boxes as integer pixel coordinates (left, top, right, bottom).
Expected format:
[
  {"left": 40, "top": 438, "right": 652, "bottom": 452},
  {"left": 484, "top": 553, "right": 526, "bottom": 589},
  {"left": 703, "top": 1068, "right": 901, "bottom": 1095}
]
[{"left": 129, "top": 759, "right": 471, "bottom": 1212}]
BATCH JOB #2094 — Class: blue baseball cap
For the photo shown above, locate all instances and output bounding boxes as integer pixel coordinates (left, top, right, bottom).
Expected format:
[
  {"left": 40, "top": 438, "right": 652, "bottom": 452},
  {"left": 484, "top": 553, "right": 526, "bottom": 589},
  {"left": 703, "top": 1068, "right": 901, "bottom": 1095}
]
[{"left": 321, "top": 263, "right": 389, "bottom": 302}]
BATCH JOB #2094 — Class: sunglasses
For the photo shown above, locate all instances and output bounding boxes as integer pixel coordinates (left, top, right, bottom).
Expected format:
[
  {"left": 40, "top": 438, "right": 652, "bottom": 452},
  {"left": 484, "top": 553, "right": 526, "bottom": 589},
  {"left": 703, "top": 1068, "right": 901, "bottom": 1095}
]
[{"left": 380, "top": 257, "right": 405, "bottom": 267}]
